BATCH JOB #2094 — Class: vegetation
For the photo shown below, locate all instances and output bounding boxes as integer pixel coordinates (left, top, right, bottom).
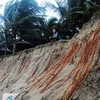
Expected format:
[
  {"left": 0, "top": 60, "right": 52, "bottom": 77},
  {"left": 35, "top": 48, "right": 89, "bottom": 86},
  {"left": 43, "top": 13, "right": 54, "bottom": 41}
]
[
  {"left": 0, "top": 0, "right": 100, "bottom": 55},
  {"left": 46, "top": 0, "right": 100, "bottom": 38}
]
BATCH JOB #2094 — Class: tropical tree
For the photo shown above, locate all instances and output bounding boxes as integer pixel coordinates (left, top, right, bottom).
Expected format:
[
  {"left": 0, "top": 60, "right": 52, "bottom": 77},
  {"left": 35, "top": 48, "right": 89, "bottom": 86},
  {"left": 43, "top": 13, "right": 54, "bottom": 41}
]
[
  {"left": 0, "top": 0, "right": 46, "bottom": 54},
  {"left": 46, "top": 0, "right": 100, "bottom": 38},
  {"left": 65, "top": 0, "right": 100, "bottom": 34}
]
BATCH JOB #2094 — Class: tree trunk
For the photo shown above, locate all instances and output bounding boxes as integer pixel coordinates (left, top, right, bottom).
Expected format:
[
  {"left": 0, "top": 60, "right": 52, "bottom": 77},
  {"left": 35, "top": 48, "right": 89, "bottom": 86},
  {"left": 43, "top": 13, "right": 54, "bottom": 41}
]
[{"left": 13, "top": 32, "right": 16, "bottom": 54}]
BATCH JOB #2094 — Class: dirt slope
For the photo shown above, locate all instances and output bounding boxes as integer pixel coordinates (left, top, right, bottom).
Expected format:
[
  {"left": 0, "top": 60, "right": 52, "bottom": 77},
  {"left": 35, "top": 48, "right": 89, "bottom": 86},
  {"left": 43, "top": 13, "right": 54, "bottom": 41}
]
[{"left": 0, "top": 17, "right": 100, "bottom": 100}]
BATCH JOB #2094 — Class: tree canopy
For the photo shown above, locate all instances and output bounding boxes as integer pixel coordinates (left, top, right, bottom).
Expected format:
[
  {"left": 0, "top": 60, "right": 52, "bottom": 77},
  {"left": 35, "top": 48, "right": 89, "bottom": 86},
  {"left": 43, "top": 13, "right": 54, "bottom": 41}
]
[
  {"left": 47, "top": 0, "right": 100, "bottom": 38},
  {"left": 0, "top": 0, "right": 100, "bottom": 55}
]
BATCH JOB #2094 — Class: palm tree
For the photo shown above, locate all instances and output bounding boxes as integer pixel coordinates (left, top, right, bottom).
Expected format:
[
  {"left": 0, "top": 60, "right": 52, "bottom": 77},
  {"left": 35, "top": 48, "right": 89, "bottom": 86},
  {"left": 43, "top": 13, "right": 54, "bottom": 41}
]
[
  {"left": 46, "top": 0, "right": 100, "bottom": 38},
  {"left": 0, "top": 0, "right": 45, "bottom": 54}
]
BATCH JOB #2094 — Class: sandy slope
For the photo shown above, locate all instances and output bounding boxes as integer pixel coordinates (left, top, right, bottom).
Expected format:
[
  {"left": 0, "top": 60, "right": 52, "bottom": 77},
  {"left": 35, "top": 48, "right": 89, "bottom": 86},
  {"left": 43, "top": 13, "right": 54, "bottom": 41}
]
[{"left": 0, "top": 17, "right": 100, "bottom": 100}]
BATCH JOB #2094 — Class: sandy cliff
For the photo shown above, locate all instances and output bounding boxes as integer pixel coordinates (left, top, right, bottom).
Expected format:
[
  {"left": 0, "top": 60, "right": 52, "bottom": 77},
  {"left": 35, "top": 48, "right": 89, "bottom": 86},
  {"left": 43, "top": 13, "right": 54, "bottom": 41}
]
[{"left": 0, "top": 17, "right": 100, "bottom": 100}]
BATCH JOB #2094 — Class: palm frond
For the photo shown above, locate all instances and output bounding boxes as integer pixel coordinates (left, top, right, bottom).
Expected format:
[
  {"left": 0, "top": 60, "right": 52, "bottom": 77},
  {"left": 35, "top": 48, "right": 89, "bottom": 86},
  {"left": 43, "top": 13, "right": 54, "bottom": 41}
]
[
  {"left": 89, "top": 1, "right": 100, "bottom": 8},
  {"left": 4, "top": 0, "right": 14, "bottom": 18},
  {"left": 0, "top": 14, "right": 12, "bottom": 28},
  {"left": 48, "top": 17, "right": 58, "bottom": 27},
  {"left": 0, "top": 25, "right": 5, "bottom": 30},
  {"left": 16, "top": 14, "right": 46, "bottom": 25},
  {"left": 85, "top": 2, "right": 92, "bottom": 11},
  {"left": 45, "top": 2, "right": 60, "bottom": 14}
]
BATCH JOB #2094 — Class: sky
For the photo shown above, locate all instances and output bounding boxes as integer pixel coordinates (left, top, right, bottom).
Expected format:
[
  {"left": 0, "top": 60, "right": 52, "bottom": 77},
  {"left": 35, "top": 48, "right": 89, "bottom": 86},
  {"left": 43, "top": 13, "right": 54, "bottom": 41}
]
[
  {"left": 37, "top": 0, "right": 59, "bottom": 19},
  {"left": 0, "top": 0, "right": 59, "bottom": 19},
  {"left": 0, "top": 0, "right": 9, "bottom": 14}
]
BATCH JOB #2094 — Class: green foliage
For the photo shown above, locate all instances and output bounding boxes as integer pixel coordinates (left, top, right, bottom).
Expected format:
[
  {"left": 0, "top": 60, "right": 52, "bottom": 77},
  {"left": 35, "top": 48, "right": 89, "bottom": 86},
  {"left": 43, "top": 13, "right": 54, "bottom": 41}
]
[
  {"left": 0, "top": 31, "right": 5, "bottom": 43},
  {"left": 47, "top": 0, "right": 100, "bottom": 38},
  {"left": 0, "top": 0, "right": 48, "bottom": 45},
  {"left": 0, "top": 0, "right": 100, "bottom": 48}
]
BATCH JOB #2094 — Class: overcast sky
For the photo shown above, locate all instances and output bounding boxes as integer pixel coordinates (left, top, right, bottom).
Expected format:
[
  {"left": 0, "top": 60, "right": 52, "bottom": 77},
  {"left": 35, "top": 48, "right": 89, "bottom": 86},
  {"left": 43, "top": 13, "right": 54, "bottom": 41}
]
[
  {"left": 0, "top": 0, "right": 10, "bottom": 14},
  {"left": 0, "top": 0, "right": 59, "bottom": 19}
]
